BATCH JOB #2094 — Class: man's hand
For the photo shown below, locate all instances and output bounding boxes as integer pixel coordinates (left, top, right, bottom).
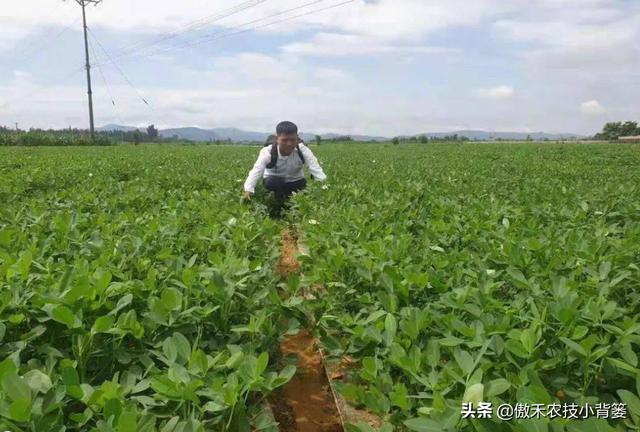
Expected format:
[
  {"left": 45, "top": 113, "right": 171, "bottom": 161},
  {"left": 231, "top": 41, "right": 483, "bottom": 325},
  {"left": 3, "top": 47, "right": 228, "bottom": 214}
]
[{"left": 242, "top": 191, "right": 253, "bottom": 201}]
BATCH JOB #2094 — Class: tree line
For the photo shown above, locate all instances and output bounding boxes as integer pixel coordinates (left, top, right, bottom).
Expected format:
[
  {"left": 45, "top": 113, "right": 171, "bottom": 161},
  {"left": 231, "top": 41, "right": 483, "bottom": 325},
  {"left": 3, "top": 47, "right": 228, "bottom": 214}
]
[
  {"left": 2, "top": 121, "right": 639, "bottom": 146},
  {"left": 594, "top": 121, "right": 640, "bottom": 141}
]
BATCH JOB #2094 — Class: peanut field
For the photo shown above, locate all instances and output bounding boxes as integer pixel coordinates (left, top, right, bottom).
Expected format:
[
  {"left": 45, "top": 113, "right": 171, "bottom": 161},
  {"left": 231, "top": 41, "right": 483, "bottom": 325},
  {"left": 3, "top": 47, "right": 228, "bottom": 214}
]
[{"left": 1, "top": 143, "right": 640, "bottom": 432}]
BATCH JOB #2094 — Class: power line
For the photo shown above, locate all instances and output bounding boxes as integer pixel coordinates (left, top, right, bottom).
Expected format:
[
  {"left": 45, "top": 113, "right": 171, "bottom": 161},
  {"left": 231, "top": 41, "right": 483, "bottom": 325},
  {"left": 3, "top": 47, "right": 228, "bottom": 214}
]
[
  {"left": 87, "top": 27, "right": 152, "bottom": 110},
  {"left": 96, "top": 0, "right": 270, "bottom": 66},
  {"left": 94, "top": 0, "right": 355, "bottom": 67},
  {"left": 95, "top": 0, "right": 323, "bottom": 66},
  {"left": 75, "top": 0, "right": 102, "bottom": 138},
  {"left": 88, "top": 36, "right": 116, "bottom": 107},
  {"left": 175, "top": 0, "right": 356, "bottom": 52},
  {"left": 168, "top": 0, "right": 325, "bottom": 52}
]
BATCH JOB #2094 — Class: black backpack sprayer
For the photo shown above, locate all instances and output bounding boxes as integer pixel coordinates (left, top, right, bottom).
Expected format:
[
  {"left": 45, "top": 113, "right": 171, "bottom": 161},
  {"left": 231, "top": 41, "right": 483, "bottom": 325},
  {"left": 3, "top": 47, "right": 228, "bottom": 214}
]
[{"left": 263, "top": 134, "right": 306, "bottom": 169}]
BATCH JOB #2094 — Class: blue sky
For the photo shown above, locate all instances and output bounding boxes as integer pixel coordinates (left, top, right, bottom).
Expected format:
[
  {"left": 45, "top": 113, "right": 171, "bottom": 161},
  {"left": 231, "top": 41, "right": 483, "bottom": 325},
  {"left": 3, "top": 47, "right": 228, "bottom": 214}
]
[{"left": 1, "top": 0, "right": 638, "bottom": 136}]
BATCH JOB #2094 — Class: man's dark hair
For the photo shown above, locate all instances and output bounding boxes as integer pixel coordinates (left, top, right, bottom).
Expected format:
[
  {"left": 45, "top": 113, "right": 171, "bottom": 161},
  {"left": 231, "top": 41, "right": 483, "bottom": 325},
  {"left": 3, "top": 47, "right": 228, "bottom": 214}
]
[{"left": 276, "top": 121, "right": 298, "bottom": 135}]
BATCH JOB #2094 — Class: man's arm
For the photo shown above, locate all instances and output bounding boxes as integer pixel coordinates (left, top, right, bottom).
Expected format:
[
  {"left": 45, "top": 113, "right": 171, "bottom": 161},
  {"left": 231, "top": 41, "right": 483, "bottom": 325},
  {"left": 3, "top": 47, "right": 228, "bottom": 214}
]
[
  {"left": 299, "top": 144, "right": 327, "bottom": 181},
  {"left": 243, "top": 148, "right": 271, "bottom": 196}
]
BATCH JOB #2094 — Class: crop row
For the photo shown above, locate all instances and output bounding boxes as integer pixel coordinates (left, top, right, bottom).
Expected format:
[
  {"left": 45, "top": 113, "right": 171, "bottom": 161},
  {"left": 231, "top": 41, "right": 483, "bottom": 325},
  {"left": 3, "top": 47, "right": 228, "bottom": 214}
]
[
  {"left": 291, "top": 143, "right": 640, "bottom": 431},
  {"left": 0, "top": 132, "right": 112, "bottom": 147},
  {"left": 0, "top": 146, "right": 302, "bottom": 431}
]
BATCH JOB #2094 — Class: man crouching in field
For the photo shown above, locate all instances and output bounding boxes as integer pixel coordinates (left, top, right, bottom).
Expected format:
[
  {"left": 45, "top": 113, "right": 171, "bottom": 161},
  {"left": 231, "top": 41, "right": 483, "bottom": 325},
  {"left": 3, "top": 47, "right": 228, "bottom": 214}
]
[{"left": 242, "top": 121, "right": 326, "bottom": 214}]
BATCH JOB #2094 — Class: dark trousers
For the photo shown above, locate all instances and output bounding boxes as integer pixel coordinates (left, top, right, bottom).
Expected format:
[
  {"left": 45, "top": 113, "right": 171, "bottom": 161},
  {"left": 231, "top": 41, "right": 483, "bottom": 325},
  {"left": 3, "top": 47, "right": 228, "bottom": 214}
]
[{"left": 263, "top": 176, "right": 307, "bottom": 200}]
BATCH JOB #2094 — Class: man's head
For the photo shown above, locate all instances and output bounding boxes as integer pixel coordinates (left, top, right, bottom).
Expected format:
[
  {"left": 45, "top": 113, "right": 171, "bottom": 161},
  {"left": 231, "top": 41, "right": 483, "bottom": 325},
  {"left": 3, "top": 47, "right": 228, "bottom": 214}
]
[{"left": 276, "top": 121, "right": 298, "bottom": 156}]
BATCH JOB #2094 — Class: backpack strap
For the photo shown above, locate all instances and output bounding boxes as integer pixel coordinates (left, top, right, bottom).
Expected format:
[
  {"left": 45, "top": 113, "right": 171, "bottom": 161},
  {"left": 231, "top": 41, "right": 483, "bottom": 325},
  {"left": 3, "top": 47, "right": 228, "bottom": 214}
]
[
  {"left": 266, "top": 143, "right": 278, "bottom": 169},
  {"left": 296, "top": 141, "right": 306, "bottom": 165},
  {"left": 265, "top": 137, "right": 306, "bottom": 170}
]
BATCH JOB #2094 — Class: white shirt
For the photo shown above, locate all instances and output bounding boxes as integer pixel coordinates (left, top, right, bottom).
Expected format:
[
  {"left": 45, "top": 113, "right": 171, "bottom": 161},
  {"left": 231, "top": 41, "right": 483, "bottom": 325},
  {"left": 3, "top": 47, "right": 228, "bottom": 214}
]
[{"left": 244, "top": 143, "right": 327, "bottom": 193}]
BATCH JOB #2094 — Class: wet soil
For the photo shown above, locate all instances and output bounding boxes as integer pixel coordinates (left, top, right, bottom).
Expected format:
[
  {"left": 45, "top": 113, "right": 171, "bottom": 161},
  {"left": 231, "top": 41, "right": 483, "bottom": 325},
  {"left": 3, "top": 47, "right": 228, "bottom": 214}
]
[{"left": 271, "top": 225, "right": 343, "bottom": 431}]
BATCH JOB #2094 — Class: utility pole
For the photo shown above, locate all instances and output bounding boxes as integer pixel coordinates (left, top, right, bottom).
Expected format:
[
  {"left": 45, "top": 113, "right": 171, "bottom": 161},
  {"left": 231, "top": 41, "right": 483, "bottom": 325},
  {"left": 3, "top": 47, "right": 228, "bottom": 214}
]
[
  {"left": 15, "top": 122, "right": 18, "bottom": 131},
  {"left": 75, "top": 0, "right": 102, "bottom": 139}
]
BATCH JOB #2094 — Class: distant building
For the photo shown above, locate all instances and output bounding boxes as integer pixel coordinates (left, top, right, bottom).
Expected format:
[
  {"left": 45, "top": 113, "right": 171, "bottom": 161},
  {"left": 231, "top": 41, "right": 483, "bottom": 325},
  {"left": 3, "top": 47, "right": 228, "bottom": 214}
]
[{"left": 619, "top": 135, "right": 640, "bottom": 143}]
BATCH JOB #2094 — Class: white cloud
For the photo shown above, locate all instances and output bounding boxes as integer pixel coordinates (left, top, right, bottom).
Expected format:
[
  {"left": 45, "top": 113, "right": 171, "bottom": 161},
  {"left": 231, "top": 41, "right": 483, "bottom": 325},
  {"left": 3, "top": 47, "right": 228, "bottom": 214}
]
[
  {"left": 282, "top": 33, "right": 460, "bottom": 56},
  {"left": 1, "top": 0, "right": 639, "bottom": 136},
  {"left": 0, "top": 0, "right": 510, "bottom": 49},
  {"left": 13, "top": 70, "right": 32, "bottom": 81},
  {"left": 493, "top": 2, "right": 640, "bottom": 73},
  {"left": 580, "top": 100, "right": 606, "bottom": 115},
  {"left": 473, "top": 85, "right": 515, "bottom": 100}
]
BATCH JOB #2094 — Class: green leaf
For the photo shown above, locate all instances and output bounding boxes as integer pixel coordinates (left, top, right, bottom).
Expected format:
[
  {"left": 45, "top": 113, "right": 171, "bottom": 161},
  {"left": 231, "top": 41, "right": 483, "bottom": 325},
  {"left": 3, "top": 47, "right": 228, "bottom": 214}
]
[
  {"left": 203, "top": 401, "right": 227, "bottom": 413},
  {"left": 226, "top": 352, "right": 244, "bottom": 369},
  {"left": 61, "top": 366, "right": 84, "bottom": 399},
  {"left": 104, "top": 397, "right": 123, "bottom": 423},
  {"left": 454, "top": 349, "right": 474, "bottom": 375},
  {"left": 620, "top": 343, "right": 638, "bottom": 367},
  {"left": 425, "top": 339, "right": 440, "bottom": 367},
  {"left": 439, "top": 336, "right": 464, "bottom": 347},
  {"left": 162, "top": 337, "right": 178, "bottom": 363},
  {"left": 91, "top": 315, "right": 115, "bottom": 334},
  {"left": 617, "top": 389, "right": 640, "bottom": 417},
  {"left": 566, "top": 418, "right": 615, "bottom": 432},
  {"left": 485, "top": 378, "right": 511, "bottom": 397},
  {"left": 462, "top": 383, "right": 484, "bottom": 406},
  {"left": 50, "top": 305, "right": 82, "bottom": 329},
  {"left": 0, "top": 358, "right": 17, "bottom": 381},
  {"left": 360, "top": 357, "right": 378, "bottom": 382},
  {"left": 160, "top": 417, "right": 180, "bottom": 432},
  {"left": 168, "top": 364, "right": 190, "bottom": 384},
  {"left": 2, "top": 373, "right": 31, "bottom": 401},
  {"left": 161, "top": 288, "right": 183, "bottom": 311},
  {"left": 507, "top": 267, "right": 528, "bottom": 287},
  {"left": 16, "top": 250, "right": 33, "bottom": 281},
  {"left": 24, "top": 370, "right": 52, "bottom": 394},
  {"left": 572, "top": 326, "right": 589, "bottom": 340},
  {"left": 345, "top": 422, "right": 377, "bottom": 432},
  {"left": 271, "top": 365, "right": 296, "bottom": 388},
  {"left": 172, "top": 332, "right": 191, "bottom": 363},
  {"left": 517, "top": 385, "right": 552, "bottom": 405},
  {"left": 384, "top": 313, "right": 397, "bottom": 346},
  {"left": 189, "top": 350, "right": 209, "bottom": 375},
  {"left": 8, "top": 398, "right": 32, "bottom": 422},
  {"left": 559, "top": 337, "right": 587, "bottom": 356},
  {"left": 403, "top": 418, "right": 443, "bottom": 432},
  {"left": 111, "top": 294, "right": 133, "bottom": 315},
  {"left": 517, "top": 418, "right": 549, "bottom": 432},
  {"left": 118, "top": 409, "right": 138, "bottom": 432},
  {"left": 363, "top": 310, "right": 387, "bottom": 325},
  {"left": 94, "top": 268, "right": 112, "bottom": 292},
  {"left": 607, "top": 357, "right": 640, "bottom": 374},
  {"left": 520, "top": 328, "right": 537, "bottom": 354},
  {"left": 256, "top": 352, "right": 269, "bottom": 377}
]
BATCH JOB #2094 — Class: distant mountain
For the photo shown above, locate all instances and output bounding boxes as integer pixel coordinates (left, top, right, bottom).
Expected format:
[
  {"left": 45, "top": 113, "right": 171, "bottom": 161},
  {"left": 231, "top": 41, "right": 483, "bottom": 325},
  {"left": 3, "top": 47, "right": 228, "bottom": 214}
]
[
  {"left": 320, "top": 133, "right": 388, "bottom": 142},
  {"left": 160, "top": 127, "right": 268, "bottom": 142},
  {"left": 97, "top": 124, "right": 140, "bottom": 132},
  {"left": 406, "top": 130, "right": 584, "bottom": 141},
  {"left": 98, "top": 124, "right": 388, "bottom": 142},
  {"left": 159, "top": 127, "right": 389, "bottom": 142},
  {"left": 97, "top": 124, "right": 583, "bottom": 142}
]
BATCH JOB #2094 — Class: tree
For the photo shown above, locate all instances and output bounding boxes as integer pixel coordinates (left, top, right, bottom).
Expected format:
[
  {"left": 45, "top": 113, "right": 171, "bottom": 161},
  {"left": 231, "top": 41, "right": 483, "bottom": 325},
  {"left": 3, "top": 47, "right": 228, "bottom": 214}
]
[
  {"left": 620, "top": 121, "right": 639, "bottom": 137},
  {"left": 315, "top": 135, "right": 322, "bottom": 146},
  {"left": 419, "top": 135, "right": 428, "bottom": 144},
  {"left": 392, "top": 137, "right": 400, "bottom": 145},
  {"left": 595, "top": 121, "right": 640, "bottom": 140},
  {"left": 133, "top": 130, "right": 142, "bottom": 145},
  {"left": 147, "top": 124, "right": 159, "bottom": 140}
]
